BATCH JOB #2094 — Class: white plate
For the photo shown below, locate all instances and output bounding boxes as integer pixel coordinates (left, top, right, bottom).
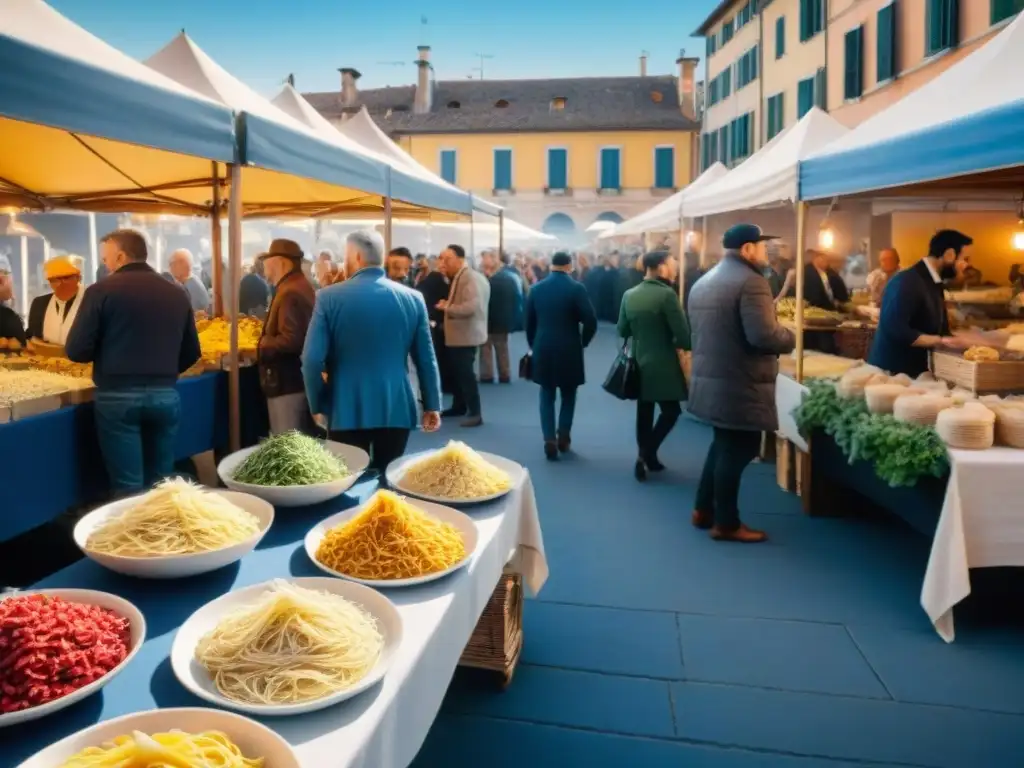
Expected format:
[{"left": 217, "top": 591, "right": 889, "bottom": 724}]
[
  {"left": 304, "top": 494, "right": 479, "bottom": 587},
  {"left": 0, "top": 589, "right": 146, "bottom": 728},
  {"left": 385, "top": 449, "right": 523, "bottom": 505},
  {"left": 17, "top": 706, "right": 300, "bottom": 768},
  {"left": 218, "top": 440, "right": 370, "bottom": 507},
  {"left": 171, "top": 577, "right": 402, "bottom": 716},
  {"left": 74, "top": 489, "right": 274, "bottom": 579}
]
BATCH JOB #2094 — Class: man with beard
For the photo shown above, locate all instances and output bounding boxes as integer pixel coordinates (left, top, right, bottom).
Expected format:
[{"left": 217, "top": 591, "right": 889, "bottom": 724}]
[
  {"left": 868, "top": 229, "right": 975, "bottom": 378},
  {"left": 387, "top": 247, "right": 414, "bottom": 285}
]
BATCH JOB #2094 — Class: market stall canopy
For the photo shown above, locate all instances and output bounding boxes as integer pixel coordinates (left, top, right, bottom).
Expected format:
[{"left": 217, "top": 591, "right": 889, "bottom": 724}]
[
  {"left": 585, "top": 220, "right": 617, "bottom": 235},
  {"left": 288, "top": 216, "right": 554, "bottom": 245},
  {"left": 801, "top": 13, "right": 1024, "bottom": 201},
  {"left": 145, "top": 34, "right": 472, "bottom": 218},
  {"left": 0, "top": 0, "right": 236, "bottom": 214},
  {"left": 333, "top": 104, "right": 502, "bottom": 219},
  {"left": 271, "top": 87, "right": 489, "bottom": 218},
  {"left": 684, "top": 108, "right": 848, "bottom": 218},
  {"left": 601, "top": 162, "right": 729, "bottom": 238}
]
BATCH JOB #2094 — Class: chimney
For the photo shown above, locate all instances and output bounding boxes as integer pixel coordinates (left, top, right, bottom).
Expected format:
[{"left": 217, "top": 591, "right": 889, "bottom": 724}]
[
  {"left": 639, "top": 53, "right": 648, "bottom": 77},
  {"left": 339, "top": 68, "right": 361, "bottom": 107},
  {"left": 675, "top": 50, "right": 699, "bottom": 119},
  {"left": 414, "top": 46, "right": 433, "bottom": 114}
]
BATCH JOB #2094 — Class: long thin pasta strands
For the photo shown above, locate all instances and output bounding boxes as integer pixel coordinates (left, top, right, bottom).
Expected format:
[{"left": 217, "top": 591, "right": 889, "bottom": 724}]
[
  {"left": 316, "top": 490, "right": 466, "bottom": 580},
  {"left": 397, "top": 441, "right": 511, "bottom": 499},
  {"left": 59, "top": 729, "right": 263, "bottom": 767},
  {"left": 195, "top": 580, "right": 383, "bottom": 705}
]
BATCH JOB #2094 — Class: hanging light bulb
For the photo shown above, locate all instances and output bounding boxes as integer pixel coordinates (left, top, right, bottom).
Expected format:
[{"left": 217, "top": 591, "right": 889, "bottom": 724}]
[
  {"left": 1013, "top": 220, "right": 1024, "bottom": 252},
  {"left": 818, "top": 222, "right": 835, "bottom": 250}
]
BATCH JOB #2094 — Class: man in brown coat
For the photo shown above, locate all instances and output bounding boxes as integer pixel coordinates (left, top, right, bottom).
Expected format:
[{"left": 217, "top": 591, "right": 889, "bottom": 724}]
[{"left": 257, "top": 239, "right": 316, "bottom": 434}]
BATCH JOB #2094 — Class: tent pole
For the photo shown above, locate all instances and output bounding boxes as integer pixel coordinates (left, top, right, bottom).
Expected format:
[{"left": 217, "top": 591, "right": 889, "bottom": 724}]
[
  {"left": 384, "top": 168, "right": 393, "bottom": 255},
  {"left": 154, "top": 221, "right": 164, "bottom": 274},
  {"left": 498, "top": 210, "right": 505, "bottom": 259},
  {"left": 794, "top": 201, "right": 808, "bottom": 383},
  {"left": 87, "top": 213, "right": 98, "bottom": 284},
  {"left": 211, "top": 163, "right": 224, "bottom": 317},
  {"left": 19, "top": 236, "right": 28, "bottom": 315},
  {"left": 468, "top": 194, "right": 476, "bottom": 261},
  {"left": 677, "top": 217, "right": 686, "bottom": 307},
  {"left": 699, "top": 216, "right": 708, "bottom": 269},
  {"left": 227, "top": 163, "right": 243, "bottom": 452}
]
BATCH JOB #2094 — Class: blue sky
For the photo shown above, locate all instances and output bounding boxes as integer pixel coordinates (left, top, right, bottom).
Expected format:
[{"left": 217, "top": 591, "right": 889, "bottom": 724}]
[{"left": 49, "top": 0, "right": 714, "bottom": 96}]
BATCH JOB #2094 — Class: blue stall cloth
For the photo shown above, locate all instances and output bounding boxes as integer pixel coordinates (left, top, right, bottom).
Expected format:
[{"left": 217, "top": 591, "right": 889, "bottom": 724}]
[
  {"left": 799, "top": 13, "right": 1024, "bottom": 201},
  {"left": 1, "top": 478, "right": 378, "bottom": 767},
  {"left": 0, "top": 368, "right": 268, "bottom": 543}
]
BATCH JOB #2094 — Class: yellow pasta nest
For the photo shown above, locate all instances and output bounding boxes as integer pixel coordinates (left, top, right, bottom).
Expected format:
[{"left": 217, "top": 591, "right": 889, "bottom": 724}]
[
  {"left": 316, "top": 490, "right": 467, "bottom": 580},
  {"left": 59, "top": 729, "right": 263, "bottom": 767},
  {"left": 198, "top": 316, "right": 263, "bottom": 357},
  {"left": 397, "top": 441, "right": 512, "bottom": 499}
]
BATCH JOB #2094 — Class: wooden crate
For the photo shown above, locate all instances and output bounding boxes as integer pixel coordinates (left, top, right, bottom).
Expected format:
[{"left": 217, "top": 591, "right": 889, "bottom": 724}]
[
  {"left": 932, "top": 351, "right": 1024, "bottom": 394},
  {"left": 459, "top": 569, "right": 523, "bottom": 687}
]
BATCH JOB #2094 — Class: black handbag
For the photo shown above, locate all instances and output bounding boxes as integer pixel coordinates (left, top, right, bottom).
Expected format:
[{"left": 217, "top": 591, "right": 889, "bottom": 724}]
[
  {"left": 519, "top": 352, "right": 533, "bottom": 381},
  {"left": 602, "top": 342, "right": 640, "bottom": 400}
]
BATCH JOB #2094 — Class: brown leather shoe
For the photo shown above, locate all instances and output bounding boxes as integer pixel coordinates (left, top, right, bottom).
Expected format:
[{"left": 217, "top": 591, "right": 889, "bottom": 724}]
[
  {"left": 691, "top": 510, "right": 713, "bottom": 530},
  {"left": 710, "top": 524, "right": 768, "bottom": 543}
]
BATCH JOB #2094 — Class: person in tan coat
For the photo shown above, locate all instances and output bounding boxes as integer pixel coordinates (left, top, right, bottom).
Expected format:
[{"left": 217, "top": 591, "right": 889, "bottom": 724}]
[{"left": 436, "top": 244, "right": 490, "bottom": 427}]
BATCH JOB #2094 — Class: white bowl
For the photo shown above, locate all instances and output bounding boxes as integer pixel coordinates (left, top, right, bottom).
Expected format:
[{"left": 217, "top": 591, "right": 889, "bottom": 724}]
[
  {"left": 386, "top": 448, "right": 524, "bottom": 505},
  {"left": 74, "top": 489, "right": 274, "bottom": 579},
  {"left": 0, "top": 589, "right": 146, "bottom": 728},
  {"left": 305, "top": 494, "right": 479, "bottom": 587},
  {"left": 17, "top": 707, "right": 300, "bottom": 768},
  {"left": 218, "top": 440, "right": 370, "bottom": 507},
  {"left": 171, "top": 577, "right": 402, "bottom": 716}
]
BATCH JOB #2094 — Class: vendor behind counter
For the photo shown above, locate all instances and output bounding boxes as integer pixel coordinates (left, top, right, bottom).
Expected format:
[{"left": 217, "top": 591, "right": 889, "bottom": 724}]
[{"left": 780, "top": 249, "right": 850, "bottom": 353}]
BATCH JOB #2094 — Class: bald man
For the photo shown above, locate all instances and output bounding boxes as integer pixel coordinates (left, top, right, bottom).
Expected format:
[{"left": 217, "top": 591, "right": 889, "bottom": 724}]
[
  {"left": 867, "top": 248, "right": 900, "bottom": 307},
  {"left": 169, "top": 248, "right": 211, "bottom": 313}
]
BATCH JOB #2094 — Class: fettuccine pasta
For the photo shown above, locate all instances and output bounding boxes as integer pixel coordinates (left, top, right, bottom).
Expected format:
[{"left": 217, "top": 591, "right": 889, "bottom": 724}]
[
  {"left": 397, "top": 441, "right": 511, "bottom": 499},
  {"left": 59, "top": 729, "right": 263, "bottom": 767}
]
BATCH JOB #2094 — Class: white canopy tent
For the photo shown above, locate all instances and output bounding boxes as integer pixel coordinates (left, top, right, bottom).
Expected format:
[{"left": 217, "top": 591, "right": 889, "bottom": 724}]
[
  {"left": 684, "top": 108, "right": 849, "bottom": 218},
  {"left": 601, "top": 162, "right": 729, "bottom": 238}
]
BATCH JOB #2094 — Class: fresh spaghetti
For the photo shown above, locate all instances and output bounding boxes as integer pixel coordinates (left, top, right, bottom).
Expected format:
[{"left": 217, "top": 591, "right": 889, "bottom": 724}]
[
  {"left": 86, "top": 478, "right": 261, "bottom": 558},
  {"left": 59, "top": 729, "right": 263, "bottom": 767},
  {"left": 195, "top": 580, "right": 383, "bottom": 705},
  {"left": 397, "top": 441, "right": 512, "bottom": 499},
  {"left": 315, "top": 490, "right": 467, "bottom": 580}
]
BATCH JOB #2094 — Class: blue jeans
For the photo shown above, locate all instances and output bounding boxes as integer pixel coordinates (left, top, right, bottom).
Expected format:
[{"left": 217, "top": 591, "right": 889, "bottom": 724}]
[
  {"left": 539, "top": 385, "right": 577, "bottom": 442},
  {"left": 94, "top": 387, "right": 181, "bottom": 495}
]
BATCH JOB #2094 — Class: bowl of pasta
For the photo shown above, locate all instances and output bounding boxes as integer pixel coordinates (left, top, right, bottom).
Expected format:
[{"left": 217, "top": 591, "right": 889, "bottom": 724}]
[
  {"left": 18, "top": 706, "right": 300, "bottom": 767},
  {"left": 74, "top": 479, "right": 274, "bottom": 579},
  {"left": 171, "top": 578, "right": 402, "bottom": 716}
]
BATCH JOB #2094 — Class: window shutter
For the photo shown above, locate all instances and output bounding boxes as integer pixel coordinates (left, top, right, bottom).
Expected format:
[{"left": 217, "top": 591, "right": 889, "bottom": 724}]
[
  {"left": 494, "top": 149, "right": 512, "bottom": 190},
  {"left": 877, "top": 3, "right": 896, "bottom": 82},
  {"left": 547, "top": 148, "right": 567, "bottom": 190},
  {"left": 654, "top": 147, "right": 674, "bottom": 189},
  {"left": 440, "top": 150, "right": 457, "bottom": 184},
  {"left": 776, "top": 16, "right": 785, "bottom": 58},
  {"left": 992, "top": 0, "right": 1024, "bottom": 24},
  {"left": 814, "top": 67, "right": 827, "bottom": 110}
]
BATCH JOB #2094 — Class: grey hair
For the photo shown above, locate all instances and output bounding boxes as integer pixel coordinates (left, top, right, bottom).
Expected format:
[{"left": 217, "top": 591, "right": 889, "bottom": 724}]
[
  {"left": 346, "top": 230, "right": 385, "bottom": 266},
  {"left": 170, "top": 248, "right": 194, "bottom": 267}
]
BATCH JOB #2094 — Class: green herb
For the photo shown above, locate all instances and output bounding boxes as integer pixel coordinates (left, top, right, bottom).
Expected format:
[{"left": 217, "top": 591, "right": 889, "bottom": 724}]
[
  {"left": 792, "top": 381, "right": 948, "bottom": 488},
  {"left": 233, "top": 430, "right": 350, "bottom": 487}
]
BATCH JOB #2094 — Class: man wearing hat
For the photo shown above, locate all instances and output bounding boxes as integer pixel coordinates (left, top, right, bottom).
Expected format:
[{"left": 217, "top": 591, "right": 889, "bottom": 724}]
[
  {"left": 687, "top": 224, "right": 795, "bottom": 544},
  {"left": 0, "top": 255, "right": 26, "bottom": 344},
  {"left": 27, "top": 255, "right": 85, "bottom": 345},
  {"left": 256, "top": 238, "right": 317, "bottom": 435}
]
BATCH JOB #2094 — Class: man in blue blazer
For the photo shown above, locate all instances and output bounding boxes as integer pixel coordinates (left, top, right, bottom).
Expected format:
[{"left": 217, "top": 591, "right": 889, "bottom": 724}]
[{"left": 302, "top": 230, "right": 442, "bottom": 472}]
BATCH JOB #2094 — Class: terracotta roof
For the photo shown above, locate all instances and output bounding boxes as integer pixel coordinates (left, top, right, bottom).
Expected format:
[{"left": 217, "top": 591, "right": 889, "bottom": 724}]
[{"left": 302, "top": 75, "right": 698, "bottom": 135}]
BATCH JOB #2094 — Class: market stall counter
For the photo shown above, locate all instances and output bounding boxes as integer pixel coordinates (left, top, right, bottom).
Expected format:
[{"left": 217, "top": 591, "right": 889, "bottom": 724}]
[
  {"left": 4, "top": 473, "right": 548, "bottom": 767},
  {"left": 0, "top": 367, "right": 267, "bottom": 542}
]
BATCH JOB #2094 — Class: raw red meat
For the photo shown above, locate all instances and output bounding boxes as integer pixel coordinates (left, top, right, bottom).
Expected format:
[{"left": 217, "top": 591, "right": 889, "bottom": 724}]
[{"left": 0, "top": 594, "right": 131, "bottom": 714}]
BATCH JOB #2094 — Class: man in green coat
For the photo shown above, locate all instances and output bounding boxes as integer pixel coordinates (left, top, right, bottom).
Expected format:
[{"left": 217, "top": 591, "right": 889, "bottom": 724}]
[{"left": 617, "top": 251, "right": 691, "bottom": 481}]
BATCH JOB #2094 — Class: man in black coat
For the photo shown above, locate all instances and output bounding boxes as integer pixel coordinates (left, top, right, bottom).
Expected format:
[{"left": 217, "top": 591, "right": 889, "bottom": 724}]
[
  {"left": 787, "top": 249, "right": 849, "bottom": 353},
  {"left": 416, "top": 260, "right": 455, "bottom": 396},
  {"left": 868, "top": 229, "right": 975, "bottom": 377},
  {"left": 66, "top": 229, "right": 201, "bottom": 496},
  {"left": 479, "top": 250, "right": 523, "bottom": 383},
  {"left": 0, "top": 257, "right": 26, "bottom": 345}
]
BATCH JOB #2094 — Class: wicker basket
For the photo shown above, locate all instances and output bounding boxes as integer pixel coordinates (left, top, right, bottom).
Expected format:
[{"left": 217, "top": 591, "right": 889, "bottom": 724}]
[
  {"left": 835, "top": 326, "right": 875, "bottom": 361},
  {"left": 459, "top": 568, "right": 523, "bottom": 685},
  {"left": 931, "top": 351, "right": 1024, "bottom": 395}
]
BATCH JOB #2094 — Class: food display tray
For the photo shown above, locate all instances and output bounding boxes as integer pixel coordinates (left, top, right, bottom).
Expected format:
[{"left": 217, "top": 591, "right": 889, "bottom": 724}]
[
  {"left": 932, "top": 351, "right": 1024, "bottom": 395},
  {"left": 8, "top": 394, "right": 64, "bottom": 421}
]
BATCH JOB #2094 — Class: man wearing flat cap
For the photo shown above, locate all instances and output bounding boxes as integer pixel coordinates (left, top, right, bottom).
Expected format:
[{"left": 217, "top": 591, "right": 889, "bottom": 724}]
[
  {"left": 256, "top": 238, "right": 317, "bottom": 435},
  {"left": 687, "top": 224, "right": 795, "bottom": 544},
  {"left": 27, "top": 255, "right": 85, "bottom": 345}
]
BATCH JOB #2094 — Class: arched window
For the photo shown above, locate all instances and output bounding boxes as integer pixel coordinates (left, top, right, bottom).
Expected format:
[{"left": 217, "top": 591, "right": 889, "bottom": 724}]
[
  {"left": 541, "top": 212, "right": 577, "bottom": 237},
  {"left": 595, "top": 211, "right": 625, "bottom": 224},
  {"left": 495, "top": 99, "right": 510, "bottom": 108}
]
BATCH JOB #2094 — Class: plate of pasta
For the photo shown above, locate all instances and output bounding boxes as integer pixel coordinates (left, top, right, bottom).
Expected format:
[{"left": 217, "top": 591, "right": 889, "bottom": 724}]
[
  {"left": 305, "top": 489, "right": 478, "bottom": 587},
  {"left": 171, "top": 578, "right": 402, "bottom": 716},
  {"left": 17, "top": 707, "right": 300, "bottom": 767},
  {"left": 385, "top": 441, "right": 523, "bottom": 505},
  {"left": 74, "top": 479, "right": 274, "bottom": 579}
]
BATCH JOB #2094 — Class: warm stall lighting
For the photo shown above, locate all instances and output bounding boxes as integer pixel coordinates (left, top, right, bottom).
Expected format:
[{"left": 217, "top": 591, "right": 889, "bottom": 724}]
[
  {"left": 818, "top": 226, "right": 835, "bottom": 250},
  {"left": 1013, "top": 222, "right": 1024, "bottom": 251}
]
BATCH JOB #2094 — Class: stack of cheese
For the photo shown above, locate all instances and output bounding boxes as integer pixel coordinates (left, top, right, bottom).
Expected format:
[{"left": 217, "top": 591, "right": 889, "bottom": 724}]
[
  {"left": 977, "top": 396, "right": 1024, "bottom": 449},
  {"left": 936, "top": 402, "right": 996, "bottom": 450},
  {"left": 837, "top": 365, "right": 884, "bottom": 399}
]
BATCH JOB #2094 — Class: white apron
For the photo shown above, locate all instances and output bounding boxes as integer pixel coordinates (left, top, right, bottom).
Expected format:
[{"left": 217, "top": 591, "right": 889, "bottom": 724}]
[{"left": 42, "top": 285, "right": 84, "bottom": 345}]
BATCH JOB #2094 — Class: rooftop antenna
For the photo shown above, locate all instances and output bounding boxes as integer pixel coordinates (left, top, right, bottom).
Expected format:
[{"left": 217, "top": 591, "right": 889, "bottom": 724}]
[
  {"left": 285, "top": 73, "right": 295, "bottom": 87},
  {"left": 473, "top": 53, "right": 494, "bottom": 80}
]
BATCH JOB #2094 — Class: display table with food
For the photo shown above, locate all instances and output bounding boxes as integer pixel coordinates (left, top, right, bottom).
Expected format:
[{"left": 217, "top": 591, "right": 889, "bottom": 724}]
[
  {"left": 4, "top": 439, "right": 548, "bottom": 768},
  {"left": 0, "top": 367, "right": 266, "bottom": 543},
  {"left": 789, "top": 363, "right": 1024, "bottom": 641}
]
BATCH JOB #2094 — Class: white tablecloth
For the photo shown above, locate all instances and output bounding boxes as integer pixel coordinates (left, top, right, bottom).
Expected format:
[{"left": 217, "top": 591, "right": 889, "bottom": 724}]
[
  {"left": 279, "top": 475, "right": 547, "bottom": 767},
  {"left": 775, "top": 373, "right": 809, "bottom": 451},
  {"left": 921, "top": 447, "right": 1024, "bottom": 642}
]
